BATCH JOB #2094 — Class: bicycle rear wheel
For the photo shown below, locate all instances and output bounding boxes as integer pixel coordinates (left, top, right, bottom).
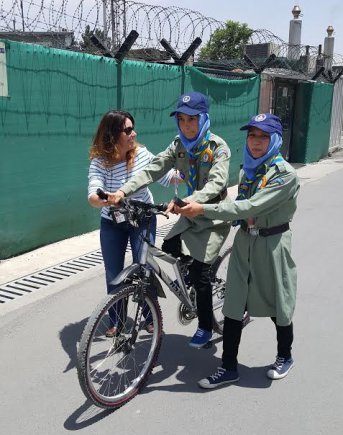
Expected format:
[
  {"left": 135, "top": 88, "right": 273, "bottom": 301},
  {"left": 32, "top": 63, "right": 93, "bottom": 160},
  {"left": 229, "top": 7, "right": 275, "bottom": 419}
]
[
  {"left": 77, "top": 283, "right": 163, "bottom": 409},
  {"left": 211, "top": 247, "right": 231, "bottom": 335}
]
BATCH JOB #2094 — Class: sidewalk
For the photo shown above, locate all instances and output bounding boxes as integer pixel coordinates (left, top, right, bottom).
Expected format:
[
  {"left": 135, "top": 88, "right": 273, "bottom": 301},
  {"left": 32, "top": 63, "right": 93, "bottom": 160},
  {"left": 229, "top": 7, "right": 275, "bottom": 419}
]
[{"left": 1, "top": 148, "right": 343, "bottom": 286}]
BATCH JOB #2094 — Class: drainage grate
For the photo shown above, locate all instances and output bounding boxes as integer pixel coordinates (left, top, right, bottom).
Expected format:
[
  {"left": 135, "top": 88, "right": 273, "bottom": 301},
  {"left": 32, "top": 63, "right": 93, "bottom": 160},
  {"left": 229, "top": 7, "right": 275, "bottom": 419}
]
[
  {"left": 156, "top": 221, "right": 174, "bottom": 238},
  {"left": 0, "top": 251, "right": 105, "bottom": 304},
  {"left": 0, "top": 221, "right": 176, "bottom": 304}
]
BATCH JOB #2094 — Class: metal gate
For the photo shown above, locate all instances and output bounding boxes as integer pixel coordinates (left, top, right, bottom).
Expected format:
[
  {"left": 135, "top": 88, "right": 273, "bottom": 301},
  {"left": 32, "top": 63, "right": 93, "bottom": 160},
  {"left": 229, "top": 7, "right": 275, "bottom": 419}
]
[
  {"left": 259, "top": 74, "right": 297, "bottom": 161},
  {"left": 272, "top": 79, "right": 297, "bottom": 161}
]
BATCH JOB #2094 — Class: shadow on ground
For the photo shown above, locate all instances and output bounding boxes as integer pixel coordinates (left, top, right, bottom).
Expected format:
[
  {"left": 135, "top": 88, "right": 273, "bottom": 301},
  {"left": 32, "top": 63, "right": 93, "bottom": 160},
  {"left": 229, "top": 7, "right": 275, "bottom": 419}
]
[
  {"left": 141, "top": 332, "right": 273, "bottom": 393},
  {"left": 63, "top": 330, "right": 272, "bottom": 430},
  {"left": 59, "top": 318, "right": 88, "bottom": 372}
]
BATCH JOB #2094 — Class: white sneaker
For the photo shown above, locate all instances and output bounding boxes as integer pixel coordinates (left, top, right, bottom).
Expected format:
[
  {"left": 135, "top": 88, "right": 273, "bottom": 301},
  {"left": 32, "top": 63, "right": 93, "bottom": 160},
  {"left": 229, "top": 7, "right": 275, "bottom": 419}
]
[
  {"left": 198, "top": 367, "right": 240, "bottom": 389},
  {"left": 267, "top": 356, "right": 294, "bottom": 380}
]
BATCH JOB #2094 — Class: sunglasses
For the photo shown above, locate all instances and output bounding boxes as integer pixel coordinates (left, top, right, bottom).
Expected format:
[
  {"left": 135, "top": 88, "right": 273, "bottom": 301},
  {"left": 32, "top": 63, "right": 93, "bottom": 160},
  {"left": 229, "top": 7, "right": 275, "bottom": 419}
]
[{"left": 122, "top": 126, "right": 135, "bottom": 135}]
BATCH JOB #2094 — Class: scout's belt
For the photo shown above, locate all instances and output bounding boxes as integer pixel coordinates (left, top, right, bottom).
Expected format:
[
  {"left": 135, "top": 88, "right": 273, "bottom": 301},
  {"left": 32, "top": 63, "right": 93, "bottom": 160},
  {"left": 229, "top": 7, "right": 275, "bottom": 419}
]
[
  {"left": 240, "top": 221, "right": 289, "bottom": 237},
  {"left": 206, "top": 189, "right": 227, "bottom": 204}
]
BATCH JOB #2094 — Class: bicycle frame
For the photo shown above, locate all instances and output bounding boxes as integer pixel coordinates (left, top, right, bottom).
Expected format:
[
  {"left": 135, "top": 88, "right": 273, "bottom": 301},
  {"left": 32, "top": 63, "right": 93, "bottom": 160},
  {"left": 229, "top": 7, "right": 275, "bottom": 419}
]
[{"left": 110, "top": 236, "right": 195, "bottom": 313}]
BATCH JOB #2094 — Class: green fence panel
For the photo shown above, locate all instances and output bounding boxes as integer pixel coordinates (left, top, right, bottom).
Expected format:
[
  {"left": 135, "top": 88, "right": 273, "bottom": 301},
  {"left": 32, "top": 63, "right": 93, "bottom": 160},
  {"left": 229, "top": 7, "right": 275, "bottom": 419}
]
[
  {"left": 0, "top": 40, "right": 120, "bottom": 259},
  {"left": 290, "top": 81, "right": 333, "bottom": 163},
  {"left": 0, "top": 40, "right": 260, "bottom": 259}
]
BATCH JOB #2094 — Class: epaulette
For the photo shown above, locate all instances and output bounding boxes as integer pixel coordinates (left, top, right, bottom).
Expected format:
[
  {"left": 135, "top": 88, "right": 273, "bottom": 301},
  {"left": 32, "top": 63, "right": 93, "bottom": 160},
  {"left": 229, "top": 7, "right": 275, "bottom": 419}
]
[
  {"left": 210, "top": 137, "right": 230, "bottom": 159},
  {"left": 274, "top": 160, "right": 287, "bottom": 173}
]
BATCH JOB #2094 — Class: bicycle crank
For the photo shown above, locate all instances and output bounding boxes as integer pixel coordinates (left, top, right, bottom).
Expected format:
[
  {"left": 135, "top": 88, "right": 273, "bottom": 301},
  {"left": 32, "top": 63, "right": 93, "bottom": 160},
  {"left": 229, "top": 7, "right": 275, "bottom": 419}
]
[{"left": 177, "top": 302, "right": 197, "bottom": 326}]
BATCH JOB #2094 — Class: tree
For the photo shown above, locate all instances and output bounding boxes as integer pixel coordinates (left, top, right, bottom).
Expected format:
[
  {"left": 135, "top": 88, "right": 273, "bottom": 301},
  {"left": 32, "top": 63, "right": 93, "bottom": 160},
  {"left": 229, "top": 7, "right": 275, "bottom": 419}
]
[{"left": 199, "top": 20, "right": 253, "bottom": 61}]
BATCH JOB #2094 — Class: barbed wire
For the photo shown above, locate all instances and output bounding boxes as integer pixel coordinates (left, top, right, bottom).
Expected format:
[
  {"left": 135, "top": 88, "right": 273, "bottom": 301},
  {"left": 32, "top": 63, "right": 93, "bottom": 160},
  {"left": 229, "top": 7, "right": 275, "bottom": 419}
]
[{"left": 0, "top": 0, "right": 342, "bottom": 73}]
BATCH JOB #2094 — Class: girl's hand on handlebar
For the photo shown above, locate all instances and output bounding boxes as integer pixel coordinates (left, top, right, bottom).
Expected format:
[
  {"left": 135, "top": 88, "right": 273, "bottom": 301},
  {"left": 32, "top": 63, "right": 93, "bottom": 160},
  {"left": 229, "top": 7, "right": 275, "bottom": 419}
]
[
  {"left": 165, "top": 200, "right": 177, "bottom": 214},
  {"left": 107, "top": 190, "right": 125, "bottom": 205},
  {"left": 177, "top": 201, "right": 204, "bottom": 218}
]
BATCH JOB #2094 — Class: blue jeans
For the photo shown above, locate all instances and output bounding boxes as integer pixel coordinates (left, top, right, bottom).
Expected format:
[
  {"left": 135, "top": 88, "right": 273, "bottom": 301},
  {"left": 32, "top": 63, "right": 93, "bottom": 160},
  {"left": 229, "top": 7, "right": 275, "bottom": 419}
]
[{"left": 100, "top": 216, "right": 157, "bottom": 328}]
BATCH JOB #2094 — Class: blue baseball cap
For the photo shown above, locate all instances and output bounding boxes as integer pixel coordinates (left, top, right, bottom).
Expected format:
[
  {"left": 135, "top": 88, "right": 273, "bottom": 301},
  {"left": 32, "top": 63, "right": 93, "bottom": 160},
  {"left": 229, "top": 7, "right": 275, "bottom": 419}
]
[
  {"left": 240, "top": 113, "right": 283, "bottom": 135},
  {"left": 170, "top": 92, "right": 209, "bottom": 116}
]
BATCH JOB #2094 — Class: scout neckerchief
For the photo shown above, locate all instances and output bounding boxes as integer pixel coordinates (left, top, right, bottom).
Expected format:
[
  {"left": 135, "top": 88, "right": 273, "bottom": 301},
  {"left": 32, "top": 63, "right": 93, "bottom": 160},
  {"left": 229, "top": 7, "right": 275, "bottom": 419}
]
[
  {"left": 186, "top": 130, "right": 211, "bottom": 195},
  {"left": 176, "top": 112, "right": 211, "bottom": 195},
  {"left": 236, "top": 152, "right": 284, "bottom": 200},
  {"left": 232, "top": 132, "right": 284, "bottom": 226}
]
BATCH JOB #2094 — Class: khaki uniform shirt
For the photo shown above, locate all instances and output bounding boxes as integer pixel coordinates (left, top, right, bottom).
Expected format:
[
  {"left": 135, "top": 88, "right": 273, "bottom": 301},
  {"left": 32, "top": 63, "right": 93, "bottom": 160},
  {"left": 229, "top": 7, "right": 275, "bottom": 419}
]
[
  {"left": 120, "top": 132, "right": 231, "bottom": 264},
  {"left": 203, "top": 159, "right": 300, "bottom": 325}
]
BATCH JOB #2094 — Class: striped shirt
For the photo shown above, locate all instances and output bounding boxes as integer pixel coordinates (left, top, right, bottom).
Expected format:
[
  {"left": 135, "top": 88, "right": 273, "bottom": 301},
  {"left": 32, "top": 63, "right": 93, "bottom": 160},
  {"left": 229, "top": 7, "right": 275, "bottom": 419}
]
[{"left": 88, "top": 146, "right": 174, "bottom": 220}]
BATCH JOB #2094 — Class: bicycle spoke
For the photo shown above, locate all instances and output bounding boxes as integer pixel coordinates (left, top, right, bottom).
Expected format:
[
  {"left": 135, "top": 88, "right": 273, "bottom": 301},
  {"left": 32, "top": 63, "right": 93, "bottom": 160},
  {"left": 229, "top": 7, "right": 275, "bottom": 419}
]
[{"left": 78, "top": 284, "right": 162, "bottom": 408}]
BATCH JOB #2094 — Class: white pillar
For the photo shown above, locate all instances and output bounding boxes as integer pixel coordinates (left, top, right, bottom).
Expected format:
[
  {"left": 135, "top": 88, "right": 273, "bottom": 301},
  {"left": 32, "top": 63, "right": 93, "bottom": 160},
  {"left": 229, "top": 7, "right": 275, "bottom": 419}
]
[
  {"left": 324, "top": 26, "right": 335, "bottom": 71},
  {"left": 288, "top": 5, "right": 302, "bottom": 61}
]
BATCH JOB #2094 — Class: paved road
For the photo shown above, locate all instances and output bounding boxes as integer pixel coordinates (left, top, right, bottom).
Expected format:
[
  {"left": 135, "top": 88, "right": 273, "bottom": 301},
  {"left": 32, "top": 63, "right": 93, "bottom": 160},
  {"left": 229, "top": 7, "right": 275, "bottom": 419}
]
[{"left": 1, "top": 153, "right": 343, "bottom": 435}]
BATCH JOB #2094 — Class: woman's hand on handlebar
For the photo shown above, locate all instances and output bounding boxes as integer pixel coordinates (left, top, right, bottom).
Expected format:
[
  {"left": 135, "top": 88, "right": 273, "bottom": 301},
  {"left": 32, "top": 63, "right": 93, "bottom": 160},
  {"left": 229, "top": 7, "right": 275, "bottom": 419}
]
[{"left": 88, "top": 192, "right": 109, "bottom": 208}]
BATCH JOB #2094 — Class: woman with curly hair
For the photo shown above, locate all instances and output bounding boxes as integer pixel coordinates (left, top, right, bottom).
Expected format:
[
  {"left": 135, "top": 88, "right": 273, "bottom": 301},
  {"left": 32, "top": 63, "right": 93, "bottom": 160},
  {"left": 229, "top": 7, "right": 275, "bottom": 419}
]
[{"left": 88, "top": 110, "right": 174, "bottom": 337}]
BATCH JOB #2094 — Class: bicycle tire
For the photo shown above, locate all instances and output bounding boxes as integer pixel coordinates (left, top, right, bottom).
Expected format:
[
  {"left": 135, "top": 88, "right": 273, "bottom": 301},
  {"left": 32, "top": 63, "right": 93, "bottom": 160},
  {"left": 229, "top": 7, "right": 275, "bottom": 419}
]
[
  {"left": 77, "top": 283, "right": 163, "bottom": 409},
  {"left": 211, "top": 247, "right": 232, "bottom": 335}
]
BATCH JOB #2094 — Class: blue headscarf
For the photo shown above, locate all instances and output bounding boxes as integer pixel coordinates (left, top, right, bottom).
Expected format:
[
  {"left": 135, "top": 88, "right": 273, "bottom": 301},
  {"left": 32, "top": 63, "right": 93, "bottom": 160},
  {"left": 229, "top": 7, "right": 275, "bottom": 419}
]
[
  {"left": 175, "top": 113, "right": 210, "bottom": 156},
  {"left": 175, "top": 112, "right": 211, "bottom": 194},
  {"left": 243, "top": 132, "right": 283, "bottom": 180}
]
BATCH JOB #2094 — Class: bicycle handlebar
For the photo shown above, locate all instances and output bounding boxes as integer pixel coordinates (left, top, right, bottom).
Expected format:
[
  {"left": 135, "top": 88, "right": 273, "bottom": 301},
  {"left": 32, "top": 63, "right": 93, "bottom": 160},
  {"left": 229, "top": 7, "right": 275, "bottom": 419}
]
[
  {"left": 96, "top": 188, "right": 108, "bottom": 200},
  {"left": 96, "top": 188, "right": 169, "bottom": 215},
  {"left": 122, "top": 198, "right": 169, "bottom": 213}
]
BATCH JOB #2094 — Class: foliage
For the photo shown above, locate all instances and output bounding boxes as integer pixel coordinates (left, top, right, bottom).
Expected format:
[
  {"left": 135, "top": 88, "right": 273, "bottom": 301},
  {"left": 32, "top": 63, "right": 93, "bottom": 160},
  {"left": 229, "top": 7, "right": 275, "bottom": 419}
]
[{"left": 199, "top": 20, "right": 253, "bottom": 61}]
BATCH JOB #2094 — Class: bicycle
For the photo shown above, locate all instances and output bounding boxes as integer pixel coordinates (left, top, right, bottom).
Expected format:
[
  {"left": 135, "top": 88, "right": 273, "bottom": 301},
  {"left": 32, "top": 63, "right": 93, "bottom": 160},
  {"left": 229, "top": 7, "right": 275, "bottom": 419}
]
[{"left": 77, "top": 196, "right": 231, "bottom": 410}]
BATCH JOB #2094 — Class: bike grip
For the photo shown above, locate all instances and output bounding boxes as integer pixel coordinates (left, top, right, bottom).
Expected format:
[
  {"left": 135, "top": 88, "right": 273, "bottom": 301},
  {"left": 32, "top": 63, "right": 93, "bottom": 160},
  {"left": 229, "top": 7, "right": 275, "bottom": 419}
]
[
  {"left": 96, "top": 188, "right": 108, "bottom": 200},
  {"left": 173, "top": 197, "right": 187, "bottom": 208}
]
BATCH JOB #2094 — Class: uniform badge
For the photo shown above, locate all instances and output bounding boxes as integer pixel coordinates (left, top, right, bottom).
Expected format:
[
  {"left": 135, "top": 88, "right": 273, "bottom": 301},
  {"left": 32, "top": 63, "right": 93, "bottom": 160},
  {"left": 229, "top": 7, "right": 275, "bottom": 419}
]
[
  {"left": 178, "top": 152, "right": 185, "bottom": 158},
  {"left": 257, "top": 175, "right": 267, "bottom": 189},
  {"left": 255, "top": 114, "right": 267, "bottom": 122},
  {"left": 217, "top": 150, "right": 228, "bottom": 158},
  {"left": 182, "top": 96, "right": 191, "bottom": 102},
  {"left": 200, "top": 148, "right": 213, "bottom": 164},
  {"left": 269, "top": 177, "right": 285, "bottom": 186}
]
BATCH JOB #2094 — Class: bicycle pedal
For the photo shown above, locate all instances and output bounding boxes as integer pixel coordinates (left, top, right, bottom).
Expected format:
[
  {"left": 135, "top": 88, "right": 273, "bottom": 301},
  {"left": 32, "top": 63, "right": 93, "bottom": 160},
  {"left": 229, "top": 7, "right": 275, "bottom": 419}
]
[{"left": 202, "top": 340, "right": 213, "bottom": 349}]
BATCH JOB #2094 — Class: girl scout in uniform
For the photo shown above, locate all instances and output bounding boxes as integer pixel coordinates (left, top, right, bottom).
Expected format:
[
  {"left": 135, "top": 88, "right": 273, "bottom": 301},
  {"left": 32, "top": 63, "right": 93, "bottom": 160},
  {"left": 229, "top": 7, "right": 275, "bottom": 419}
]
[
  {"left": 177, "top": 113, "right": 300, "bottom": 387},
  {"left": 108, "top": 92, "right": 231, "bottom": 348}
]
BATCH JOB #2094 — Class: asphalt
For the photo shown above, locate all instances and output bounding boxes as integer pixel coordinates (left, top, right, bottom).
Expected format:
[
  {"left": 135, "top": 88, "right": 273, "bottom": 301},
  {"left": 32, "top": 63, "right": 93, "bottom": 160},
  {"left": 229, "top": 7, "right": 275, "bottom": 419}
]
[{"left": 1, "top": 148, "right": 343, "bottom": 288}]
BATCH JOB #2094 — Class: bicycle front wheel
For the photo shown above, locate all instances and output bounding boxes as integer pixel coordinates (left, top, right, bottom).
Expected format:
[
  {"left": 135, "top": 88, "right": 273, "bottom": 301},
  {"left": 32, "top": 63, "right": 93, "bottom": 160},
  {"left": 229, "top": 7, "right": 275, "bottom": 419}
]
[
  {"left": 211, "top": 247, "right": 231, "bottom": 335},
  {"left": 77, "top": 283, "right": 163, "bottom": 409}
]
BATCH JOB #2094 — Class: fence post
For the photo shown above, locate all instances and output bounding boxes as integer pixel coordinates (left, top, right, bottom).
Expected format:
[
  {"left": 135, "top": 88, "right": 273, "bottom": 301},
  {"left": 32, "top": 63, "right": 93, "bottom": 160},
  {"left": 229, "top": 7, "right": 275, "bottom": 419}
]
[{"left": 116, "top": 62, "right": 122, "bottom": 109}]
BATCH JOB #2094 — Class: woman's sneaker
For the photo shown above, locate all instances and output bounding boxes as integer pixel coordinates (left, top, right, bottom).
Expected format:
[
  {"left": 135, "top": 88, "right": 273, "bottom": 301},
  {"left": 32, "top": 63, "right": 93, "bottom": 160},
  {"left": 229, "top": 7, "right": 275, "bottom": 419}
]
[
  {"left": 267, "top": 356, "right": 294, "bottom": 380},
  {"left": 198, "top": 367, "right": 240, "bottom": 389},
  {"left": 189, "top": 328, "right": 212, "bottom": 348}
]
